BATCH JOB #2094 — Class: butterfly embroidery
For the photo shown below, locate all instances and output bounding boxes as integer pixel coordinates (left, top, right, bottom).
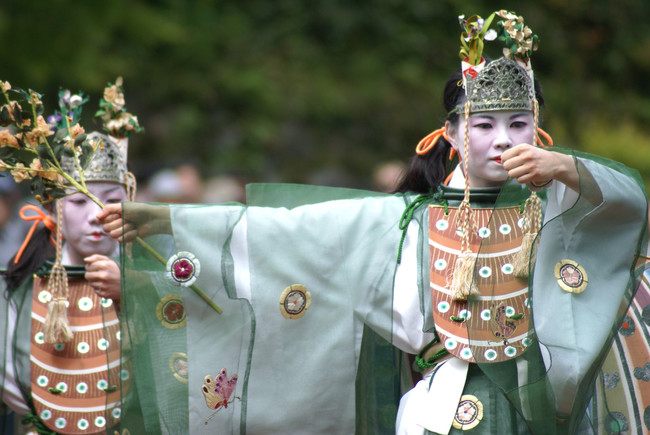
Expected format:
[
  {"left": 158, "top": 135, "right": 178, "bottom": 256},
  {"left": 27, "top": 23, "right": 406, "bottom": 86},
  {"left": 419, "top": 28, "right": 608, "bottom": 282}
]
[
  {"left": 202, "top": 368, "right": 238, "bottom": 410},
  {"left": 202, "top": 368, "right": 240, "bottom": 424},
  {"left": 490, "top": 304, "right": 516, "bottom": 344}
]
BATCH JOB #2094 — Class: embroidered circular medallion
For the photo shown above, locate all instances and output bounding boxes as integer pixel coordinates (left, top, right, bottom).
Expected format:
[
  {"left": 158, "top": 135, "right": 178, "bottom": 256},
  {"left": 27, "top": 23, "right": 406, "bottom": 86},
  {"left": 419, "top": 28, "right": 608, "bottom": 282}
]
[
  {"left": 38, "top": 290, "right": 52, "bottom": 304},
  {"left": 478, "top": 266, "right": 491, "bottom": 278},
  {"left": 98, "top": 338, "right": 109, "bottom": 351},
  {"left": 77, "top": 418, "right": 89, "bottom": 430},
  {"left": 76, "top": 382, "right": 88, "bottom": 394},
  {"left": 554, "top": 259, "right": 588, "bottom": 294},
  {"left": 169, "top": 352, "right": 189, "bottom": 384},
  {"left": 166, "top": 251, "right": 201, "bottom": 287},
  {"left": 484, "top": 349, "right": 498, "bottom": 361},
  {"left": 156, "top": 294, "right": 186, "bottom": 329},
  {"left": 55, "top": 417, "right": 67, "bottom": 429},
  {"left": 459, "top": 348, "right": 473, "bottom": 360},
  {"left": 434, "top": 259, "right": 447, "bottom": 271},
  {"left": 279, "top": 284, "right": 311, "bottom": 319},
  {"left": 438, "top": 301, "right": 451, "bottom": 313},
  {"left": 436, "top": 219, "right": 449, "bottom": 231},
  {"left": 452, "top": 394, "right": 484, "bottom": 430},
  {"left": 478, "top": 227, "right": 490, "bottom": 238},
  {"left": 499, "top": 223, "right": 511, "bottom": 235},
  {"left": 444, "top": 338, "right": 458, "bottom": 350},
  {"left": 78, "top": 296, "right": 93, "bottom": 311},
  {"left": 94, "top": 416, "right": 106, "bottom": 428},
  {"left": 37, "top": 375, "right": 49, "bottom": 387},
  {"left": 501, "top": 263, "right": 514, "bottom": 275}
]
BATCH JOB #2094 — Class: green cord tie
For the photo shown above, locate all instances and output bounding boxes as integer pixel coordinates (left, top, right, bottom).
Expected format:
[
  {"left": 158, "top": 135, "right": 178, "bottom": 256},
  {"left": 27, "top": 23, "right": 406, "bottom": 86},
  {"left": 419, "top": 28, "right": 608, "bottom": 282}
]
[
  {"left": 396, "top": 188, "right": 448, "bottom": 264},
  {"left": 397, "top": 194, "right": 430, "bottom": 264}
]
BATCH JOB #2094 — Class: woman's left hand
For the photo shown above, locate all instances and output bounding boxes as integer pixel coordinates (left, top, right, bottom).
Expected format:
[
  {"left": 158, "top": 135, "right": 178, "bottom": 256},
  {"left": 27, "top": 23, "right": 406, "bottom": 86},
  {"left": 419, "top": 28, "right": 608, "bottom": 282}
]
[
  {"left": 502, "top": 144, "right": 578, "bottom": 191},
  {"left": 85, "top": 254, "right": 121, "bottom": 302}
]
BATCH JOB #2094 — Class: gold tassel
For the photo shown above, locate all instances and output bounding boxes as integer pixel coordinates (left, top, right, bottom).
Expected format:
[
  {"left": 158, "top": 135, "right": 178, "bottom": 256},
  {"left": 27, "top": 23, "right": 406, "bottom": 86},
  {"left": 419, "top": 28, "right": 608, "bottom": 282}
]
[
  {"left": 42, "top": 201, "right": 72, "bottom": 343},
  {"left": 513, "top": 192, "right": 542, "bottom": 279},
  {"left": 449, "top": 100, "right": 479, "bottom": 301},
  {"left": 514, "top": 99, "right": 544, "bottom": 279},
  {"left": 450, "top": 250, "right": 479, "bottom": 300}
]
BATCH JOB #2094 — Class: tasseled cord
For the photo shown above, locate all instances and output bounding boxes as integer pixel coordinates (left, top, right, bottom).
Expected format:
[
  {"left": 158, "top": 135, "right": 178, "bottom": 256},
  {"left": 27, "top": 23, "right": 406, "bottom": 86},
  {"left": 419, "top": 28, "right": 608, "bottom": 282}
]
[
  {"left": 513, "top": 99, "right": 544, "bottom": 279},
  {"left": 450, "top": 101, "right": 480, "bottom": 301},
  {"left": 43, "top": 200, "right": 73, "bottom": 344}
]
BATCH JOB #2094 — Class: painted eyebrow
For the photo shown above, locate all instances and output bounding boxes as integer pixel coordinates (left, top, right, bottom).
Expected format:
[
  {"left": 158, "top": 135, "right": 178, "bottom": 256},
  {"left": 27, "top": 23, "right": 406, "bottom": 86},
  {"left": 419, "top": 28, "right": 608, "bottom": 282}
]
[{"left": 470, "top": 113, "right": 530, "bottom": 121}]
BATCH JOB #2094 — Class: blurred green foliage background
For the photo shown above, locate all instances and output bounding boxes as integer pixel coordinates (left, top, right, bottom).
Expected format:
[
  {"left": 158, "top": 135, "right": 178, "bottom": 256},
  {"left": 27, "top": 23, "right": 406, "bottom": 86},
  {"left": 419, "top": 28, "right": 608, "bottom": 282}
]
[{"left": 2, "top": 0, "right": 650, "bottom": 192}]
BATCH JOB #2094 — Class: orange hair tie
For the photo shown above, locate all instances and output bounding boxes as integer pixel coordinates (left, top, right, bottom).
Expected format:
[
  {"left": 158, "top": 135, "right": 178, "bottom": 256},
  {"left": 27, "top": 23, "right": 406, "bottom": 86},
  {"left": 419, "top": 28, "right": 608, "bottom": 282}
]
[
  {"left": 536, "top": 128, "right": 553, "bottom": 148},
  {"left": 415, "top": 127, "right": 450, "bottom": 155},
  {"left": 14, "top": 204, "right": 57, "bottom": 264}
]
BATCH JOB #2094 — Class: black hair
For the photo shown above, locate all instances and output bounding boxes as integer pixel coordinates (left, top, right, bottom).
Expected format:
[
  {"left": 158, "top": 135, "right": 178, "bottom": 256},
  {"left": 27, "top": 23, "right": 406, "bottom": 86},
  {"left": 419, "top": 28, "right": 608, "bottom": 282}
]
[
  {"left": 394, "top": 60, "right": 545, "bottom": 194},
  {"left": 4, "top": 226, "right": 55, "bottom": 294}
]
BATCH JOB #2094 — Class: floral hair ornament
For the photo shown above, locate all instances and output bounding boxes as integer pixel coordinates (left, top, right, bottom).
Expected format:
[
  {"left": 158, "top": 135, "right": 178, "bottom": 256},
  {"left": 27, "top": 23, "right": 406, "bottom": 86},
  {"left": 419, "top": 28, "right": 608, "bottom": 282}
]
[{"left": 95, "top": 77, "right": 142, "bottom": 201}]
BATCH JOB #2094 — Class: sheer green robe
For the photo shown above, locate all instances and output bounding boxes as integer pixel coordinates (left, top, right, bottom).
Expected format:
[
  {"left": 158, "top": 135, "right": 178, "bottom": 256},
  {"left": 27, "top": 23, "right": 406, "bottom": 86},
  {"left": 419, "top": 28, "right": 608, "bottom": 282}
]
[{"left": 115, "top": 150, "right": 647, "bottom": 434}]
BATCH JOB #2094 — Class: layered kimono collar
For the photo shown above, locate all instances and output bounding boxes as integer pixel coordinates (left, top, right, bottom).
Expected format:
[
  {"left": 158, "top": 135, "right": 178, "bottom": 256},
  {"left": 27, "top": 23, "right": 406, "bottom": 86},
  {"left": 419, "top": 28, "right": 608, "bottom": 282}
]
[{"left": 447, "top": 165, "right": 466, "bottom": 189}]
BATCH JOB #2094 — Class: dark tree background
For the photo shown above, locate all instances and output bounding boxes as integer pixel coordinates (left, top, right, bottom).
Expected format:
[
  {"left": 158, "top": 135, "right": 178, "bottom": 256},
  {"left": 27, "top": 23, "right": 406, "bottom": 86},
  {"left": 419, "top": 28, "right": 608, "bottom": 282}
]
[{"left": 2, "top": 0, "right": 650, "bottom": 191}]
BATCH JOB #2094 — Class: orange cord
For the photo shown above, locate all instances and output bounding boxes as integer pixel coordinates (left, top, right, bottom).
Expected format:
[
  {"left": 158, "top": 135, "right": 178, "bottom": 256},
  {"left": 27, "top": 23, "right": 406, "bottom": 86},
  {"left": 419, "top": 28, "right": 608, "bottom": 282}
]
[
  {"left": 14, "top": 204, "right": 57, "bottom": 264},
  {"left": 536, "top": 128, "right": 553, "bottom": 148},
  {"left": 415, "top": 127, "right": 449, "bottom": 155},
  {"left": 443, "top": 170, "right": 455, "bottom": 186}
]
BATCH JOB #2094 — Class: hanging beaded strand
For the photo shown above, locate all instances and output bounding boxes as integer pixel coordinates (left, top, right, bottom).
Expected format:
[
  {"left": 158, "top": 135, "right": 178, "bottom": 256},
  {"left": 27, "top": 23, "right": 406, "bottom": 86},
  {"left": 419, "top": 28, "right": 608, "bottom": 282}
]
[
  {"left": 450, "top": 100, "right": 480, "bottom": 300},
  {"left": 42, "top": 200, "right": 73, "bottom": 343},
  {"left": 513, "top": 98, "right": 544, "bottom": 279}
]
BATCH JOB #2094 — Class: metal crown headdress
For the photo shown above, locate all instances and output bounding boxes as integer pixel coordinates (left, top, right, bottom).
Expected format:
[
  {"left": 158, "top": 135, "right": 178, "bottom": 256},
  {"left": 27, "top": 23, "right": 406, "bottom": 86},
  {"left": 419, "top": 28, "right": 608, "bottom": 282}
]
[
  {"left": 61, "top": 132, "right": 128, "bottom": 185},
  {"left": 464, "top": 57, "right": 534, "bottom": 112}
]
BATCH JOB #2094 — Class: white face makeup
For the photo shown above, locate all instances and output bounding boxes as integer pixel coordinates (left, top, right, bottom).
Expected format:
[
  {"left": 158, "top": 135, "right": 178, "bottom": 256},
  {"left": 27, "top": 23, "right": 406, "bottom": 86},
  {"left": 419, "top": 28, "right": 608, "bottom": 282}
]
[
  {"left": 447, "top": 111, "right": 535, "bottom": 188},
  {"left": 60, "top": 182, "right": 128, "bottom": 265}
]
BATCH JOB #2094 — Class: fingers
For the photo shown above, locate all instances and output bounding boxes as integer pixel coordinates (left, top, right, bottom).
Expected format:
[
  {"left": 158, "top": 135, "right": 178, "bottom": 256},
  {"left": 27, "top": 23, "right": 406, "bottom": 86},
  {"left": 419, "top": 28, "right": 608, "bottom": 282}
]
[
  {"left": 501, "top": 145, "right": 553, "bottom": 185},
  {"left": 123, "top": 228, "right": 139, "bottom": 243},
  {"left": 85, "top": 256, "right": 121, "bottom": 301},
  {"left": 97, "top": 203, "right": 122, "bottom": 221}
]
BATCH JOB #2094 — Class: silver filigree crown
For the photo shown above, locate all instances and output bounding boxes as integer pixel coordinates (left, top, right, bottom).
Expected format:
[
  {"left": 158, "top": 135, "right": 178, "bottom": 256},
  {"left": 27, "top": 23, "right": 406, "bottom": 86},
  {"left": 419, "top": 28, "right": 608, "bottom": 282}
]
[
  {"left": 462, "top": 57, "right": 534, "bottom": 113},
  {"left": 61, "top": 132, "right": 128, "bottom": 184}
]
